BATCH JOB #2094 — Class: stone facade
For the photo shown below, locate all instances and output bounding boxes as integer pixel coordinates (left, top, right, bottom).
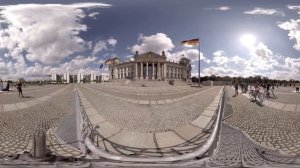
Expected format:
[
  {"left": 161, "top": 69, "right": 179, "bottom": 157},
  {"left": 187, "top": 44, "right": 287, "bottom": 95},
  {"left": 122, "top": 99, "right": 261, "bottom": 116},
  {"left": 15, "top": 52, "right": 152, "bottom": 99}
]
[{"left": 110, "top": 51, "right": 192, "bottom": 81}]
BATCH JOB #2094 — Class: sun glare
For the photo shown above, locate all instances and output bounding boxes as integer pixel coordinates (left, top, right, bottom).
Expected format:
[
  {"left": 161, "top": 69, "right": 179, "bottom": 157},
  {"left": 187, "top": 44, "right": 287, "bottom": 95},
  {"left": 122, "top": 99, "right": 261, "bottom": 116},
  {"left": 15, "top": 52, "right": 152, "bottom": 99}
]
[{"left": 240, "top": 34, "right": 256, "bottom": 48}]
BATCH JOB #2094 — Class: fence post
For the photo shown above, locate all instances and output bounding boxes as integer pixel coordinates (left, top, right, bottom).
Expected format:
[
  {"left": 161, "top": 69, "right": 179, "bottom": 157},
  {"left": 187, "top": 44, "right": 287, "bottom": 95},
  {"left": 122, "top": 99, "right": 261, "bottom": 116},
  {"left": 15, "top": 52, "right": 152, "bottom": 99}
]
[
  {"left": 75, "top": 90, "right": 87, "bottom": 155},
  {"left": 32, "top": 131, "right": 47, "bottom": 158}
]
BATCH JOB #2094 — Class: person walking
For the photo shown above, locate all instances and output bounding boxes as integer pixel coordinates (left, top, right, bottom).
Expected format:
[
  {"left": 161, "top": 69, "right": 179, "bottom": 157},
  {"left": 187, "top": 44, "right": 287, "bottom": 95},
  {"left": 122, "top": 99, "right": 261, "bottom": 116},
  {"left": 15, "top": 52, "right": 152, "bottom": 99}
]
[
  {"left": 234, "top": 82, "right": 239, "bottom": 96},
  {"left": 17, "top": 80, "right": 24, "bottom": 98}
]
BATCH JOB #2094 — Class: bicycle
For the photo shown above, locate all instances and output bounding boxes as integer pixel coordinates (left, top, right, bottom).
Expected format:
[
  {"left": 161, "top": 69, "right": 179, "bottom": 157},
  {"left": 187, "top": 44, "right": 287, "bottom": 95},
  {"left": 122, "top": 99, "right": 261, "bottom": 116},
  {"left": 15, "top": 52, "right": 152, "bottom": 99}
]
[{"left": 249, "top": 90, "right": 264, "bottom": 102}]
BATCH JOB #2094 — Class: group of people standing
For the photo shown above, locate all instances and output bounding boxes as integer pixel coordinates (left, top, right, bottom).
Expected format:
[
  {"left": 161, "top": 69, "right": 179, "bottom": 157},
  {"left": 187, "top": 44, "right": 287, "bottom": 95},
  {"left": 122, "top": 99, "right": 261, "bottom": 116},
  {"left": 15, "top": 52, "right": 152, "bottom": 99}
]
[{"left": 233, "top": 81, "right": 276, "bottom": 98}]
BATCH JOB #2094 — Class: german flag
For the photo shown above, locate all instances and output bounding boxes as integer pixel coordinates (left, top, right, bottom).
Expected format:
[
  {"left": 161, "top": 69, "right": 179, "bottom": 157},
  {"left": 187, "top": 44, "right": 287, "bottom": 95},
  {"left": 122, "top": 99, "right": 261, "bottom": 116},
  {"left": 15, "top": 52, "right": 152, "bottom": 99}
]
[{"left": 181, "top": 38, "right": 200, "bottom": 46}]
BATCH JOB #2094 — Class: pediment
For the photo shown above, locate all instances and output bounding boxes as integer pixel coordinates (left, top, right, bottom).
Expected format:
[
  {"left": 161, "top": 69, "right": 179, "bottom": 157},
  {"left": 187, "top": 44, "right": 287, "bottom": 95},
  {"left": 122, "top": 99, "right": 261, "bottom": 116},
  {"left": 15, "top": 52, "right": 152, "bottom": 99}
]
[{"left": 134, "top": 51, "right": 166, "bottom": 62}]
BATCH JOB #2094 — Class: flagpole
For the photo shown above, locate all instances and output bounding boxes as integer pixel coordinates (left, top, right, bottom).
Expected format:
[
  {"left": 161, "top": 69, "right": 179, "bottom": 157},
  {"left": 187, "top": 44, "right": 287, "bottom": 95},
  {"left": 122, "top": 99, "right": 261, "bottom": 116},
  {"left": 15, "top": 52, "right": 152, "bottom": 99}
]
[{"left": 198, "top": 37, "right": 200, "bottom": 86}]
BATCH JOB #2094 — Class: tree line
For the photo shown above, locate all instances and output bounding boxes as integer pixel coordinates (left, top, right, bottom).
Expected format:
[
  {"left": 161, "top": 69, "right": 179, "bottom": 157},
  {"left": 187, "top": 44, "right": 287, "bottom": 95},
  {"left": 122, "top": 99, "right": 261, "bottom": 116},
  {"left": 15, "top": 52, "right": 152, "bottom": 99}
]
[{"left": 192, "top": 75, "right": 300, "bottom": 84}]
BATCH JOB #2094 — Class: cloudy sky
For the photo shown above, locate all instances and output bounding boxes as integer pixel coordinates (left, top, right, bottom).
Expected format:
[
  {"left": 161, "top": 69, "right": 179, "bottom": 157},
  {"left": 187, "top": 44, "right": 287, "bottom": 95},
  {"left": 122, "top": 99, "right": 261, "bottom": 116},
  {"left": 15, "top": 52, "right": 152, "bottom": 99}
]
[{"left": 0, "top": 0, "right": 300, "bottom": 80}]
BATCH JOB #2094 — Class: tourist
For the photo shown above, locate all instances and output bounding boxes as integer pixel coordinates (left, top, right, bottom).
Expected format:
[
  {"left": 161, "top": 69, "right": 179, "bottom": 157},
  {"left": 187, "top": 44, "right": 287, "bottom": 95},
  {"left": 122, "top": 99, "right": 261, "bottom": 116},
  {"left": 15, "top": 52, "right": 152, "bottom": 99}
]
[
  {"left": 234, "top": 82, "right": 239, "bottom": 96},
  {"left": 296, "top": 83, "right": 299, "bottom": 93},
  {"left": 266, "top": 83, "right": 271, "bottom": 98},
  {"left": 240, "top": 83, "right": 244, "bottom": 93},
  {"left": 17, "top": 80, "right": 24, "bottom": 98},
  {"left": 254, "top": 82, "right": 260, "bottom": 100}
]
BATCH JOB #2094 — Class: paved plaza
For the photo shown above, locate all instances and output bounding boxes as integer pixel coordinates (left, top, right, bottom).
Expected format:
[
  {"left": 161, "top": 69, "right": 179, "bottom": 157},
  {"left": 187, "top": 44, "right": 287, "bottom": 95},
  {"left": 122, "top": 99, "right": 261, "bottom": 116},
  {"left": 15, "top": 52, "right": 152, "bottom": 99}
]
[
  {"left": 0, "top": 85, "right": 81, "bottom": 157},
  {"left": 225, "top": 87, "right": 300, "bottom": 155},
  {"left": 77, "top": 84, "right": 223, "bottom": 156},
  {"left": 0, "top": 83, "right": 299, "bottom": 167}
]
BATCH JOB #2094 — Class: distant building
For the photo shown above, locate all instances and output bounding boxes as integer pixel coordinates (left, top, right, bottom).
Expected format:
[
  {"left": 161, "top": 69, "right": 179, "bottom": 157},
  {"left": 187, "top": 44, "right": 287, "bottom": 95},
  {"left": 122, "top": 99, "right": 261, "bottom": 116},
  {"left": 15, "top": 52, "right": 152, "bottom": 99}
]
[
  {"left": 108, "top": 51, "right": 192, "bottom": 81},
  {"left": 51, "top": 73, "right": 106, "bottom": 83}
]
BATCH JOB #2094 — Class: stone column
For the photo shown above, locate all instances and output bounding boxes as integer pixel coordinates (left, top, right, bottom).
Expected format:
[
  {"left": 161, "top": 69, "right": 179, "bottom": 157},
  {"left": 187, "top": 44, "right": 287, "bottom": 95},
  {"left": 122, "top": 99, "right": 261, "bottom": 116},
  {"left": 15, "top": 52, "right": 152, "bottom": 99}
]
[
  {"left": 157, "top": 62, "right": 161, "bottom": 80},
  {"left": 121, "top": 68, "right": 123, "bottom": 79},
  {"left": 176, "top": 67, "right": 179, "bottom": 79},
  {"left": 140, "top": 63, "right": 143, "bottom": 79},
  {"left": 164, "top": 64, "right": 167, "bottom": 79},
  {"left": 146, "top": 62, "right": 149, "bottom": 79},
  {"left": 135, "top": 63, "right": 138, "bottom": 79},
  {"left": 152, "top": 62, "right": 154, "bottom": 79}
]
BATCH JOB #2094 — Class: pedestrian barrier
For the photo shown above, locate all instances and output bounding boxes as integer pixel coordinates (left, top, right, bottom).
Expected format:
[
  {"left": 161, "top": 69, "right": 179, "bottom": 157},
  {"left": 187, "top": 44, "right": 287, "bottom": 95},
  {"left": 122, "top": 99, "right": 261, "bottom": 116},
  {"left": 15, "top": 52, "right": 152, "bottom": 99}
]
[{"left": 74, "top": 86, "right": 225, "bottom": 163}]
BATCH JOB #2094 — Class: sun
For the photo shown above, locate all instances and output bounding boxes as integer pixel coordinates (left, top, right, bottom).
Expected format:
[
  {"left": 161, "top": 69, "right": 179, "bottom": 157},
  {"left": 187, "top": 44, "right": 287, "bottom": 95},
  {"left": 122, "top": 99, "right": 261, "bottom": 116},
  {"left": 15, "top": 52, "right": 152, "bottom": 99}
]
[{"left": 240, "top": 34, "right": 256, "bottom": 48}]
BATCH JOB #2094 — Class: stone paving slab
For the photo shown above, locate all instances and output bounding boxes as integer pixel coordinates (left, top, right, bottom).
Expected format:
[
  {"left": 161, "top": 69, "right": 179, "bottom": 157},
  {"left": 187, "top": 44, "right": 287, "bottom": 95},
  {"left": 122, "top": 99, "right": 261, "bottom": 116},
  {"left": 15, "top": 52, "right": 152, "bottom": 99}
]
[
  {"left": 191, "top": 115, "right": 211, "bottom": 129},
  {"left": 156, "top": 100, "right": 165, "bottom": 105},
  {"left": 3, "top": 104, "right": 18, "bottom": 111},
  {"left": 96, "top": 121, "right": 121, "bottom": 139},
  {"left": 150, "top": 100, "right": 157, "bottom": 105},
  {"left": 109, "top": 130, "right": 156, "bottom": 148},
  {"left": 155, "top": 131, "right": 185, "bottom": 148},
  {"left": 206, "top": 104, "right": 218, "bottom": 111},
  {"left": 283, "top": 104, "right": 296, "bottom": 112},
  {"left": 165, "top": 99, "right": 173, "bottom": 104},
  {"left": 273, "top": 102, "right": 285, "bottom": 110},
  {"left": 85, "top": 107, "right": 98, "bottom": 116},
  {"left": 15, "top": 102, "right": 29, "bottom": 109},
  {"left": 139, "top": 100, "right": 149, "bottom": 105},
  {"left": 202, "top": 109, "right": 215, "bottom": 117},
  {"left": 268, "top": 101, "right": 278, "bottom": 107},
  {"left": 263, "top": 100, "right": 272, "bottom": 106},
  {"left": 296, "top": 104, "right": 300, "bottom": 112},
  {"left": 89, "top": 114, "right": 106, "bottom": 125},
  {"left": 174, "top": 124, "right": 203, "bottom": 141}
]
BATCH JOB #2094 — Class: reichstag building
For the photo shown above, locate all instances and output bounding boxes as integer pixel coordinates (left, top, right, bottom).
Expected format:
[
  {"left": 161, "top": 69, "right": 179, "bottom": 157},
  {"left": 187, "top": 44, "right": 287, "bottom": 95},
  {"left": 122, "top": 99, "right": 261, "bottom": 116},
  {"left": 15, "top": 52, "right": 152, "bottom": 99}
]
[{"left": 109, "top": 51, "right": 192, "bottom": 81}]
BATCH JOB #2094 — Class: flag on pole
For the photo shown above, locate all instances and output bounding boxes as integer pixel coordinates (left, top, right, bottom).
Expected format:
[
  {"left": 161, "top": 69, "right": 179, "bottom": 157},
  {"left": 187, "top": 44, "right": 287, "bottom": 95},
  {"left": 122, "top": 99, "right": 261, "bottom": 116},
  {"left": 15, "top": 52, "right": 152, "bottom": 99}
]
[
  {"left": 180, "top": 38, "right": 200, "bottom": 46},
  {"left": 99, "top": 64, "right": 103, "bottom": 69}
]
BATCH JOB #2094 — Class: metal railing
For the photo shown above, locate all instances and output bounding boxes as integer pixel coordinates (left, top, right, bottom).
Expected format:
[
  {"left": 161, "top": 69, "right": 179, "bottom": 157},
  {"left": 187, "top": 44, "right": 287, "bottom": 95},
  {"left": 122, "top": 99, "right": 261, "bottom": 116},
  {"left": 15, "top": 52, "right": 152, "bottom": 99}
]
[{"left": 75, "top": 86, "right": 225, "bottom": 162}]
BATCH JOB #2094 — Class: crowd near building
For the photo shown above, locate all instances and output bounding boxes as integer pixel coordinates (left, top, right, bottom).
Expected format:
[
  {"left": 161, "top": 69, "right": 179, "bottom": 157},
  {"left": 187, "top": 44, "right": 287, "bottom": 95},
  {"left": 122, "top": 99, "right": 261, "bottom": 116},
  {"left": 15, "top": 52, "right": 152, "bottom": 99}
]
[{"left": 108, "top": 51, "right": 192, "bottom": 81}]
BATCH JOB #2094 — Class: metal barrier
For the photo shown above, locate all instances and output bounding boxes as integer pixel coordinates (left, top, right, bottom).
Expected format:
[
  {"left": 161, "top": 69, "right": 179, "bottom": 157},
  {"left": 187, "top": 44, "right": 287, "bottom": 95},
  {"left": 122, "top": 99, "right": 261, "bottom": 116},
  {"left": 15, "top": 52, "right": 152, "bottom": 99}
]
[{"left": 75, "top": 87, "right": 224, "bottom": 162}]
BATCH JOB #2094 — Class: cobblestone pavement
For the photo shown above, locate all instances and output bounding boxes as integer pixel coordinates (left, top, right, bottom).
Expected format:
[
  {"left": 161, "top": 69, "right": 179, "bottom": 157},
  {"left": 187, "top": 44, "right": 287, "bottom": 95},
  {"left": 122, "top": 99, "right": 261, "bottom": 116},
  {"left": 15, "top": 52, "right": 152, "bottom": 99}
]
[
  {"left": 85, "top": 83, "right": 211, "bottom": 101},
  {"left": 0, "top": 85, "right": 65, "bottom": 104},
  {"left": 269, "top": 92, "right": 300, "bottom": 104},
  {"left": 224, "top": 87, "right": 300, "bottom": 155},
  {"left": 78, "top": 84, "right": 221, "bottom": 133},
  {"left": 0, "top": 85, "right": 81, "bottom": 157}
]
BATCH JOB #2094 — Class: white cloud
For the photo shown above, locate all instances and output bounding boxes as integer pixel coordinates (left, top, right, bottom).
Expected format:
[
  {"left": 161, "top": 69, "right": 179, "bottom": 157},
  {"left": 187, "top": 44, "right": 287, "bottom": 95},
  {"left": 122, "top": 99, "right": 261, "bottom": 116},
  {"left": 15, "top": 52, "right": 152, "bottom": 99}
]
[
  {"left": 107, "top": 37, "right": 117, "bottom": 47},
  {"left": 231, "top": 55, "right": 246, "bottom": 66},
  {"left": 278, "top": 19, "right": 300, "bottom": 51},
  {"left": 244, "top": 8, "right": 285, "bottom": 16},
  {"left": 131, "top": 33, "right": 174, "bottom": 54},
  {"left": 202, "top": 66, "right": 240, "bottom": 77},
  {"left": 0, "top": 3, "right": 111, "bottom": 64},
  {"left": 217, "top": 6, "right": 231, "bottom": 11},
  {"left": 212, "top": 50, "right": 229, "bottom": 65},
  {"left": 287, "top": 5, "right": 300, "bottom": 10},
  {"left": 88, "top": 12, "right": 99, "bottom": 18},
  {"left": 170, "top": 49, "right": 210, "bottom": 63},
  {"left": 92, "top": 41, "right": 107, "bottom": 56},
  {"left": 205, "top": 6, "right": 231, "bottom": 11},
  {"left": 245, "top": 42, "right": 278, "bottom": 71},
  {"left": 284, "top": 57, "right": 300, "bottom": 73}
]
